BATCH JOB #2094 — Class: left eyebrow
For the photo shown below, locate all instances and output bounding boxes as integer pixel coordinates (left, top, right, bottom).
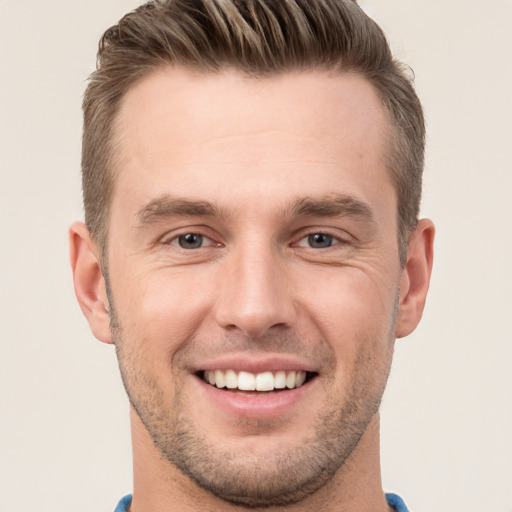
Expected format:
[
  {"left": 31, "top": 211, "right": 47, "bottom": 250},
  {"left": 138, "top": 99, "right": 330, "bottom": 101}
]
[
  {"left": 290, "top": 194, "right": 376, "bottom": 224},
  {"left": 135, "top": 195, "right": 226, "bottom": 226}
]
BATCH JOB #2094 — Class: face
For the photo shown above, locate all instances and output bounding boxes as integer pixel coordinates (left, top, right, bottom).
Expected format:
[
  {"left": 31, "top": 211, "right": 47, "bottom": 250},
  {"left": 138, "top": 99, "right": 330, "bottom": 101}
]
[{"left": 106, "top": 69, "right": 404, "bottom": 507}]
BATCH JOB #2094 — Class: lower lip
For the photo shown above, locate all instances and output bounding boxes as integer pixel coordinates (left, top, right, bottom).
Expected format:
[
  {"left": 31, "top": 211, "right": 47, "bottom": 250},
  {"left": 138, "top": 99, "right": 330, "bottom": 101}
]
[{"left": 194, "top": 376, "right": 316, "bottom": 419}]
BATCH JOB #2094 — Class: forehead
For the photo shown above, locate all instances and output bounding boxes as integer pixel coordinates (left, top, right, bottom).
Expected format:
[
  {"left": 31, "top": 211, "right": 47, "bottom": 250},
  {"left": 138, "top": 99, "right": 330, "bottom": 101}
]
[{"left": 111, "top": 67, "right": 393, "bottom": 219}]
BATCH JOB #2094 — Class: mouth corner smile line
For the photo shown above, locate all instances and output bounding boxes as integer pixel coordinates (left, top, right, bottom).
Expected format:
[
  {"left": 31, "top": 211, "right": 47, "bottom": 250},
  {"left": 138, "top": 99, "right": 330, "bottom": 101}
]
[{"left": 199, "top": 369, "right": 316, "bottom": 391}]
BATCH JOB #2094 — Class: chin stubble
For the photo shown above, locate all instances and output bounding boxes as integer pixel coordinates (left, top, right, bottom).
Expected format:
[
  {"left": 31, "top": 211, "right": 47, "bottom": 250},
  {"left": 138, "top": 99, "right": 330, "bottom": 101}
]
[
  {"left": 106, "top": 277, "right": 397, "bottom": 508},
  {"left": 114, "top": 332, "right": 389, "bottom": 508}
]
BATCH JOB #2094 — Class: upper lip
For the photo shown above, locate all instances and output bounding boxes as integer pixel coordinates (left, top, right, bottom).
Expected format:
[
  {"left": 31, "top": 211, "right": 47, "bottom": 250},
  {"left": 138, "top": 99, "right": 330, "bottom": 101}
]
[{"left": 191, "top": 355, "right": 319, "bottom": 374}]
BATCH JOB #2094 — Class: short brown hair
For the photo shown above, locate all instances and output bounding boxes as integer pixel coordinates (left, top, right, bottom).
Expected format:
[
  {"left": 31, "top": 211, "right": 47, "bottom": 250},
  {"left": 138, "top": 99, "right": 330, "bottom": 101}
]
[{"left": 82, "top": 0, "right": 425, "bottom": 264}]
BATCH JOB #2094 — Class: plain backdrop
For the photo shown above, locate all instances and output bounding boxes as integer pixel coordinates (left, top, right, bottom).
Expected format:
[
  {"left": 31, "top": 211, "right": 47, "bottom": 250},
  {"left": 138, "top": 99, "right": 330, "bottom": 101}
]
[{"left": 1, "top": 1, "right": 511, "bottom": 511}]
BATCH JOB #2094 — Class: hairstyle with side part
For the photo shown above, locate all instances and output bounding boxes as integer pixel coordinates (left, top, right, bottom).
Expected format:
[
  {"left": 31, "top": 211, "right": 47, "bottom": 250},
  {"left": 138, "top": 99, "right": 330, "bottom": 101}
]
[{"left": 82, "top": 0, "right": 425, "bottom": 265}]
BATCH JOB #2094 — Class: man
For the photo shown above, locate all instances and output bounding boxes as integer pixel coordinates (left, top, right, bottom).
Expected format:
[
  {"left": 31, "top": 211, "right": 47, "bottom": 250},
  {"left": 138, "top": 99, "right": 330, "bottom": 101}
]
[{"left": 70, "top": 1, "right": 434, "bottom": 511}]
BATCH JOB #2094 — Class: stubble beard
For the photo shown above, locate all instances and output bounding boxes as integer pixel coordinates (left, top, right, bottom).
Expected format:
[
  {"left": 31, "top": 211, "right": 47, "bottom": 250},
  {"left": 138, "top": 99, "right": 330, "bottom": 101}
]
[
  {"left": 106, "top": 273, "right": 397, "bottom": 509},
  {"left": 113, "top": 327, "right": 394, "bottom": 509}
]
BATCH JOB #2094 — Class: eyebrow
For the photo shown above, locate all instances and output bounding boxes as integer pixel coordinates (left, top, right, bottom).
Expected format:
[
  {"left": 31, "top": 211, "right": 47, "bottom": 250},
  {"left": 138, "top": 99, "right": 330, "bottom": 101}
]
[
  {"left": 290, "top": 194, "right": 375, "bottom": 223},
  {"left": 136, "top": 196, "right": 224, "bottom": 226},
  {"left": 135, "top": 193, "right": 375, "bottom": 227}
]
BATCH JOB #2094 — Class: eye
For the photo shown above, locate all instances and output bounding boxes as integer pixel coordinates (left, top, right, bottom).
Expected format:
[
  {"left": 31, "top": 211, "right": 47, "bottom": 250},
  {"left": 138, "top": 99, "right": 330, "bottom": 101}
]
[
  {"left": 177, "top": 233, "right": 204, "bottom": 249},
  {"left": 306, "top": 233, "right": 334, "bottom": 249},
  {"left": 292, "top": 230, "right": 353, "bottom": 251},
  {"left": 166, "top": 233, "right": 214, "bottom": 249},
  {"left": 160, "top": 227, "right": 223, "bottom": 253}
]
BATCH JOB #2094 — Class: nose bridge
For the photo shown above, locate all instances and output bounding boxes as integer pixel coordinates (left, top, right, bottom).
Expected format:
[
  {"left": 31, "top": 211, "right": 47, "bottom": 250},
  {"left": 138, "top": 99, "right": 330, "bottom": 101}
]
[{"left": 215, "top": 236, "right": 294, "bottom": 338}]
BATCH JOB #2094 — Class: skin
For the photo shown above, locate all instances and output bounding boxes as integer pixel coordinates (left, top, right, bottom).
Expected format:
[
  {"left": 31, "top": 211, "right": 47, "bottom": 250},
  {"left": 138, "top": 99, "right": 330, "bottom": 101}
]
[{"left": 70, "top": 68, "right": 434, "bottom": 512}]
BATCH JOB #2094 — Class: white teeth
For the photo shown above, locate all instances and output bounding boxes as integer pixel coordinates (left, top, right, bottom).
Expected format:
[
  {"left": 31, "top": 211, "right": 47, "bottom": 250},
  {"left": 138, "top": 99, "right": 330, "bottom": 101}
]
[
  {"left": 274, "top": 371, "right": 286, "bottom": 389},
  {"left": 203, "top": 369, "right": 308, "bottom": 391},
  {"left": 286, "top": 371, "right": 296, "bottom": 389},
  {"left": 255, "top": 371, "right": 274, "bottom": 391},
  {"left": 225, "top": 369, "right": 237, "bottom": 389},
  {"left": 238, "top": 371, "right": 256, "bottom": 390},
  {"left": 215, "top": 369, "right": 226, "bottom": 389}
]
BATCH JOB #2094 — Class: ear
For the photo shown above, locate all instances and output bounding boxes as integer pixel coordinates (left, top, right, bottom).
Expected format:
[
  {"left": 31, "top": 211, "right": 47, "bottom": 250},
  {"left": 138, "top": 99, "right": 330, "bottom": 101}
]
[
  {"left": 395, "top": 218, "right": 435, "bottom": 339},
  {"left": 69, "top": 221, "right": 113, "bottom": 344}
]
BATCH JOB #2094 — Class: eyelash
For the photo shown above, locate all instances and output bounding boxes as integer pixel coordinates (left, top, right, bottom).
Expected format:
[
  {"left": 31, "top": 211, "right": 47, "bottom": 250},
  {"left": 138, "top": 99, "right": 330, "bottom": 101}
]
[
  {"left": 162, "top": 231, "right": 219, "bottom": 249},
  {"left": 161, "top": 229, "right": 350, "bottom": 251},
  {"left": 293, "top": 229, "right": 351, "bottom": 250}
]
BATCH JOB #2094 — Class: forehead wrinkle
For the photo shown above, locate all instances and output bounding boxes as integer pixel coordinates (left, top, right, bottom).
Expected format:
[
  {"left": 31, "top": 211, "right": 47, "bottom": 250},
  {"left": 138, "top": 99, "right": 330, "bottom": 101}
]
[{"left": 135, "top": 195, "right": 231, "bottom": 226}]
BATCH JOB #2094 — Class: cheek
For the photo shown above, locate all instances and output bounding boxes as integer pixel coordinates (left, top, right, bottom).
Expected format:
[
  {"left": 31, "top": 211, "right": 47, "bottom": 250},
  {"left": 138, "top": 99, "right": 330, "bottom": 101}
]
[
  {"left": 298, "top": 267, "right": 398, "bottom": 333},
  {"left": 296, "top": 267, "right": 398, "bottom": 371},
  {"left": 112, "top": 267, "right": 215, "bottom": 355}
]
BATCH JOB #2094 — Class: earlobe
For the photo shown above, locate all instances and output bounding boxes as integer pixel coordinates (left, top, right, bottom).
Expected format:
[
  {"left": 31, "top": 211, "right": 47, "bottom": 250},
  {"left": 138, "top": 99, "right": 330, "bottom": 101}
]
[
  {"left": 395, "top": 218, "right": 435, "bottom": 339},
  {"left": 69, "top": 221, "right": 113, "bottom": 344}
]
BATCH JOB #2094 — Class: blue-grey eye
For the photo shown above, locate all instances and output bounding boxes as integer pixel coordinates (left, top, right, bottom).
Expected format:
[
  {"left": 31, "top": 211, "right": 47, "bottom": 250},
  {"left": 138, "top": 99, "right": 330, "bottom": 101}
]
[
  {"left": 308, "top": 233, "right": 333, "bottom": 248},
  {"left": 178, "top": 233, "right": 203, "bottom": 249}
]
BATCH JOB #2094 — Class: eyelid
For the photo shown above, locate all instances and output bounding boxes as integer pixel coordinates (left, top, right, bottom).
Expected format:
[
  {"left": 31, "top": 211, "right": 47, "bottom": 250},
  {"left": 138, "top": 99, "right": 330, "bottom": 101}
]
[
  {"left": 291, "top": 227, "right": 354, "bottom": 248},
  {"left": 170, "top": 234, "right": 214, "bottom": 248},
  {"left": 160, "top": 227, "right": 223, "bottom": 248}
]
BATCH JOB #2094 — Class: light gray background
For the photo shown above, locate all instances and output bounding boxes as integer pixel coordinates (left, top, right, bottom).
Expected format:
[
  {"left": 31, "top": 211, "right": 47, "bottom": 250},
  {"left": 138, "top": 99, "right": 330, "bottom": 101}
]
[{"left": 1, "top": 1, "right": 511, "bottom": 511}]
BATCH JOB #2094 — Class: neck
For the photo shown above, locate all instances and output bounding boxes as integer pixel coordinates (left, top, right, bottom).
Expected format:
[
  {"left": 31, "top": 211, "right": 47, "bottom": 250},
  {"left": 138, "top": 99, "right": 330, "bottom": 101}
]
[{"left": 129, "top": 409, "right": 391, "bottom": 512}]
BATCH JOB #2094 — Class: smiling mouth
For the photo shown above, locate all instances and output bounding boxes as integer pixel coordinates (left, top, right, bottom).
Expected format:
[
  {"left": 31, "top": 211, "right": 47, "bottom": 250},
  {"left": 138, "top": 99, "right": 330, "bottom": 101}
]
[{"left": 200, "top": 370, "right": 317, "bottom": 393}]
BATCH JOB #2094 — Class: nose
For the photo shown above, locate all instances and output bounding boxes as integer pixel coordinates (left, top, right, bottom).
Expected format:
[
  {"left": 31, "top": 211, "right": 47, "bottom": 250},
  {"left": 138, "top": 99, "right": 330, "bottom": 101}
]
[{"left": 214, "top": 243, "right": 296, "bottom": 339}]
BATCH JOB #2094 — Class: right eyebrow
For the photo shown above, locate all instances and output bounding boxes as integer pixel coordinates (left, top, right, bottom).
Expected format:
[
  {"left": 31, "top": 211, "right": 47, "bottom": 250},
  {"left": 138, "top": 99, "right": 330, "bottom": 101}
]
[
  {"left": 135, "top": 196, "right": 223, "bottom": 226},
  {"left": 290, "top": 194, "right": 376, "bottom": 223}
]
